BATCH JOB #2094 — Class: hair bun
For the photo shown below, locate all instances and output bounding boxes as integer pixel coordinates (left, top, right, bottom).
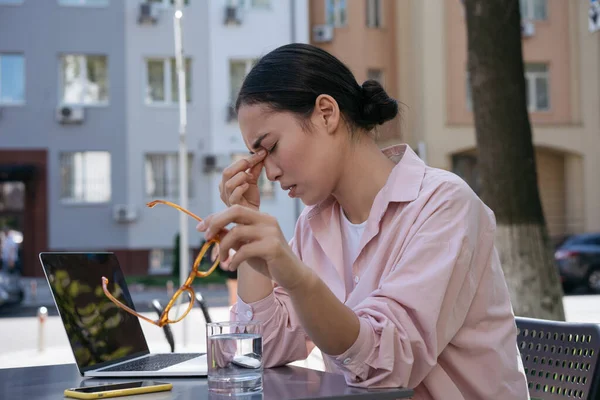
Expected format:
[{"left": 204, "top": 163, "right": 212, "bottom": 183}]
[{"left": 359, "top": 80, "right": 399, "bottom": 129}]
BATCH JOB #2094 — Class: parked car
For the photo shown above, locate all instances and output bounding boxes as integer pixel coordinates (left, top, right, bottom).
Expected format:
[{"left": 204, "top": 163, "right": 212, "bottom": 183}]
[
  {"left": 554, "top": 232, "right": 600, "bottom": 293},
  {"left": 0, "top": 272, "right": 24, "bottom": 309}
]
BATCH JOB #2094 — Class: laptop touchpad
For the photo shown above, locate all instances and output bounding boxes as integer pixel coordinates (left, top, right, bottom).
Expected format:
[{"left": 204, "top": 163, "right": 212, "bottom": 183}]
[{"left": 161, "top": 354, "right": 207, "bottom": 373}]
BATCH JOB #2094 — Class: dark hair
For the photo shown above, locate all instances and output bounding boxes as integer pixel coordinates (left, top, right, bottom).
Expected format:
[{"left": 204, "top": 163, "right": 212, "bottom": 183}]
[{"left": 235, "top": 43, "right": 399, "bottom": 134}]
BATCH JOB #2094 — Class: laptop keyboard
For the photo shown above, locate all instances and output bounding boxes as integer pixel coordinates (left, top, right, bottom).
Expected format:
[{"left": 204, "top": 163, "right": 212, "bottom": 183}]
[{"left": 101, "top": 353, "right": 202, "bottom": 372}]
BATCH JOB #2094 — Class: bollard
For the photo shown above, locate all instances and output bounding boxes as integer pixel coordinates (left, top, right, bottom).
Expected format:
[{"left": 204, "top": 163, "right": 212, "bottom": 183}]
[
  {"left": 30, "top": 280, "right": 37, "bottom": 302},
  {"left": 166, "top": 280, "right": 174, "bottom": 297},
  {"left": 37, "top": 306, "right": 48, "bottom": 353}
]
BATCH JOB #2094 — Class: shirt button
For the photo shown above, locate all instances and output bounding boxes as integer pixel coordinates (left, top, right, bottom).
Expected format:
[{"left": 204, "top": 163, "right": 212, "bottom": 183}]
[
  {"left": 343, "top": 358, "right": 351, "bottom": 365},
  {"left": 354, "top": 276, "right": 359, "bottom": 284},
  {"left": 245, "top": 310, "right": 253, "bottom": 319}
]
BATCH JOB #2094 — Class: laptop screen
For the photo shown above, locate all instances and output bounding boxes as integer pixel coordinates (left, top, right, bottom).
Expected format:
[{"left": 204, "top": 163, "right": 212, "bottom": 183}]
[{"left": 40, "top": 252, "right": 149, "bottom": 372}]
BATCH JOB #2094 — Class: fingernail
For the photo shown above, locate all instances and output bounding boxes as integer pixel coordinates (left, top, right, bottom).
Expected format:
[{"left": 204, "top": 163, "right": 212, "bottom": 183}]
[
  {"left": 257, "top": 149, "right": 266, "bottom": 156},
  {"left": 196, "top": 221, "right": 205, "bottom": 231}
]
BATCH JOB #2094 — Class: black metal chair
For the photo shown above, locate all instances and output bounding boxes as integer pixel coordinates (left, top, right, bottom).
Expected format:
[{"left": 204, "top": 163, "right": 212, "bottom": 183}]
[
  {"left": 150, "top": 299, "right": 175, "bottom": 353},
  {"left": 515, "top": 316, "right": 600, "bottom": 399},
  {"left": 150, "top": 293, "right": 212, "bottom": 352}
]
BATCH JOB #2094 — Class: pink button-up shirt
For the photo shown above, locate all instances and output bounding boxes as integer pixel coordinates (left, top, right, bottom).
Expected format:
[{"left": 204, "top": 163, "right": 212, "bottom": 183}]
[{"left": 232, "top": 144, "right": 530, "bottom": 399}]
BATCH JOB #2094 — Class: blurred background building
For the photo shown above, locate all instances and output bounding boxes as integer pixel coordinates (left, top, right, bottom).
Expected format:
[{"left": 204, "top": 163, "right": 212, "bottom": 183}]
[
  {"left": 0, "top": 0, "right": 308, "bottom": 277},
  {"left": 1, "top": 0, "right": 599, "bottom": 277},
  {"left": 309, "top": 0, "right": 600, "bottom": 246}
]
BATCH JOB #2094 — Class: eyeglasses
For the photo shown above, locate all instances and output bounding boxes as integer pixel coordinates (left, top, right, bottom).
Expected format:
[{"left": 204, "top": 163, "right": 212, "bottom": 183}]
[{"left": 102, "top": 200, "right": 220, "bottom": 327}]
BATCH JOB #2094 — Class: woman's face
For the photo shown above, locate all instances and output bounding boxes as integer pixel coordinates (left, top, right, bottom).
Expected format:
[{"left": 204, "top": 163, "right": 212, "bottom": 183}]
[{"left": 237, "top": 101, "right": 345, "bottom": 206}]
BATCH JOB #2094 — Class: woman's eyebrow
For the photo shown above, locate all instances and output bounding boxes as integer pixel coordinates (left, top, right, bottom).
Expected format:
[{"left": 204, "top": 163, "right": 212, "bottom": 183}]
[{"left": 249, "top": 133, "right": 269, "bottom": 154}]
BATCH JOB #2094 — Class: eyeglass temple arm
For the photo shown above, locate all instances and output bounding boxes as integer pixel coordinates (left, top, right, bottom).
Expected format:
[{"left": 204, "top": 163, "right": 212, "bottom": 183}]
[
  {"left": 101, "top": 277, "right": 162, "bottom": 327},
  {"left": 146, "top": 200, "right": 203, "bottom": 222}
]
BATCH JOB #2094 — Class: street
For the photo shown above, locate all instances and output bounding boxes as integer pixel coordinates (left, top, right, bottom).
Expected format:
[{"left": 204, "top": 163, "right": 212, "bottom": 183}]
[{"left": 0, "top": 276, "right": 598, "bottom": 371}]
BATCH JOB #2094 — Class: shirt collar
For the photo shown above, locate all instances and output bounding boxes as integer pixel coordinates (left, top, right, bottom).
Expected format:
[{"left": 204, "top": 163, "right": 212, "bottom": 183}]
[{"left": 306, "top": 144, "right": 426, "bottom": 220}]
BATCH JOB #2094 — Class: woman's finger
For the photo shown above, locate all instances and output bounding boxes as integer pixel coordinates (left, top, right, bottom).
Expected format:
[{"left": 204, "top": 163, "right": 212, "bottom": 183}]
[
  {"left": 222, "top": 151, "right": 267, "bottom": 183},
  {"left": 247, "top": 160, "right": 264, "bottom": 184},
  {"left": 228, "top": 183, "right": 250, "bottom": 205},
  {"left": 226, "top": 240, "right": 270, "bottom": 272},
  {"left": 218, "top": 225, "right": 262, "bottom": 264},
  {"left": 223, "top": 171, "right": 251, "bottom": 199},
  {"left": 204, "top": 206, "right": 262, "bottom": 240}
]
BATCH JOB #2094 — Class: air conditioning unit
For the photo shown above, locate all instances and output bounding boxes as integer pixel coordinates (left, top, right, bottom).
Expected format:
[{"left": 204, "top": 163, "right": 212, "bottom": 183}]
[
  {"left": 203, "top": 154, "right": 231, "bottom": 173},
  {"left": 226, "top": 103, "right": 237, "bottom": 122},
  {"left": 56, "top": 105, "right": 85, "bottom": 124},
  {"left": 521, "top": 20, "right": 535, "bottom": 37},
  {"left": 224, "top": 5, "right": 243, "bottom": 25},
  {"left": 138, "top": 2, "right": 160, "bottom": 25},
  {"left": 312, "top": 25, "right": 334, "bottom": 43},
  {"left": 113, "top": 204, "right": 138, "bottom": 223}
]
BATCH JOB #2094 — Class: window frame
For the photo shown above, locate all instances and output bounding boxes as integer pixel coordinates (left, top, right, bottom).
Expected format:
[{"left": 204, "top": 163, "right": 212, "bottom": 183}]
[
  {"left": 59, "top": 151, "right": 112, "bottom": 204},
  {"left": 144, "top": 153, "right": 194, "bottom": 199},
  {"left": 325, "top": 0, "right": 347, "bottom": 28},
  {"left": 59, "top": 54, "right": 109, "bottom": 106},
  {"left": 0, "top": 53, "right": 25, "bottom": 106},
  {"left": 144, "top": 57, "right": 192, "bottom": 106},
  {"left": 366, "top": 0, "right": 382, "bottom": 28},
  {"left": 525, "top": 63, "right": 550, "bottom": 112},
  {"left": 58, "top": 0, "right": 110, "bottom": 8},
  {"left": 519, "top": 0, "right": 547, "bottom": 21}
]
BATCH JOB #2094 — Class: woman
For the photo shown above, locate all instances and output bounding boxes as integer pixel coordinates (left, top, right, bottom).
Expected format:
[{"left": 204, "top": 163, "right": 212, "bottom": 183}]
[{"left": 197, "top": 44, "right": 529, "bottom": 399}]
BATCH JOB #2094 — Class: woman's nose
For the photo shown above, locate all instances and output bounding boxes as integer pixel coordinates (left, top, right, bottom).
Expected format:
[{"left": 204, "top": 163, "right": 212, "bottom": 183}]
[{"left": 263, "top": 156, "right": 282, "bottom": 182}]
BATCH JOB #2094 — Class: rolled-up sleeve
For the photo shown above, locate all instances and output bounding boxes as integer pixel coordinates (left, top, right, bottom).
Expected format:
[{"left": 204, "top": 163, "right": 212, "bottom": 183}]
[
  {"left": 230, "top": 236, "right": 310, "bottom": 368},
  {"left": 327, "top": 182, "right": 495, "bottom": 388}
]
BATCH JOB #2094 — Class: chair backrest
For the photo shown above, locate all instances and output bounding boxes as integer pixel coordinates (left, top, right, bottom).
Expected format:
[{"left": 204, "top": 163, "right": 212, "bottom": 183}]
[{"left": 515, "top": 317, "right": 600, "bottom": 400}]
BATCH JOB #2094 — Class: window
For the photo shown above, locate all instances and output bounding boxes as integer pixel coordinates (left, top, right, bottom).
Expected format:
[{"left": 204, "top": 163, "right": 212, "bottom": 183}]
[
  {"left": 0, "top": 54, "right": 25, "bottom": 105},
  {"left": 148, "top": 249, "right": 174, "bottom": 274},
  {"left": 520, "top": 0, "right": 546, "bottom": 20},
  {"left": 250, "top": 0, "right": 270, "bottom": 8},
  {"left": 58, "top": 0, "right": 109, "bottom": 6},
  {"left": 326, "top": 0, "right": 347, "bottom": 27},
  {"left": 466, "top": 65, "right": 549, "bottom": 112},
  {"left": 145, "top": 58, "right": 191, "bottom": 104},
  {"left": 144, "top": 153, "right": 194, "bottom": 198},
  {"left": 61, "top": 55, "right": 108, "bottom": 105},
  {"left": 366, "top": 0, "right": 381, "bottom": 28},
  {"left": 229, "top": 59, "right": 256, "bottom": 108},
  {"left": 231, "top": 153, "right": 274, "bottom": 199},
  {"left": 60, "top": 152, "right": 111, "bottom": 203},
  {"left": 367, "top": 69, "right": 384, "bottom": 85},
  {"left": 525, "top": 63, "right": 549, "bottom": 111},
  {"left": 148, "top": 0, "right": 189, "bottom": 6}
]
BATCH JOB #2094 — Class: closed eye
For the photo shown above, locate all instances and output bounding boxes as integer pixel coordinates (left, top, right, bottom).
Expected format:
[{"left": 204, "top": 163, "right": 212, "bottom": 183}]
[{"left": 268, "top": 143, "right": 278, "bottom": 154}]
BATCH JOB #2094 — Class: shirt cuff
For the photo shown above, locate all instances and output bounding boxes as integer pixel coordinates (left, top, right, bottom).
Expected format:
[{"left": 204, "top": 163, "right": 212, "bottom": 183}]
[
  {"left": 330, "top": 317, "right": 376, "bottom": 380},
  {"left": 232, "top": 291, "right": 277, "bottom": 323}
]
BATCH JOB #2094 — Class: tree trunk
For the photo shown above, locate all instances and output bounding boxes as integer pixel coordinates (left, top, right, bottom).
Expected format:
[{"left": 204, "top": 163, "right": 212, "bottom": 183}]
[{"left": 463, "top": 0, "right": 565, "bottom": 320}]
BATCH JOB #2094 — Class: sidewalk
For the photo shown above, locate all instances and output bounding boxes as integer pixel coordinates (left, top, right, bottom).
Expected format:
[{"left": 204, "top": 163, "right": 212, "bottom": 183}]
[{"left": 15, "top": 277, "right": 230, "bottom": 315}]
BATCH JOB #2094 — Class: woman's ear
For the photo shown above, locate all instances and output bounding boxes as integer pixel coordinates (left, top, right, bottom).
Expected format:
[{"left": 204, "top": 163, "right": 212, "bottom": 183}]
[{"left": 313, "top": 94, "right": 340, "bottom": 135}]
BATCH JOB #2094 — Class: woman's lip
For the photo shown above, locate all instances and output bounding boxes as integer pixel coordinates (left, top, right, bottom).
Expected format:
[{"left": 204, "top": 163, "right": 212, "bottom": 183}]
[{"left": 288, "top": 185, "right": 297, "bottom": 198}]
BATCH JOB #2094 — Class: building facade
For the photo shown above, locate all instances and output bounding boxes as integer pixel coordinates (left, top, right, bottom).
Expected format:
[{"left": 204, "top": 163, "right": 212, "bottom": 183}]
[
  {"left": 0, "top": 0, "right": 308, "bottom": 277},
  {"left": 310, "top": 0, "right": 600, "bottom": 242}
]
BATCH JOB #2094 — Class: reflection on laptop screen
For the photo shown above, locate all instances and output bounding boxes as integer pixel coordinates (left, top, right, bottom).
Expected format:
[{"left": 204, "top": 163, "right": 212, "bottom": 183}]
[{"left": 41, "top": 253, "right": 149, "bottom": 371}]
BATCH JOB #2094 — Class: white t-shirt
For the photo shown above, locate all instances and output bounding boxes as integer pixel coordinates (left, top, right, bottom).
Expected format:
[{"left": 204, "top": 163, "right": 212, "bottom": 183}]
[{"left": 339, "top": 205, "right": 367, "bottom": 295}]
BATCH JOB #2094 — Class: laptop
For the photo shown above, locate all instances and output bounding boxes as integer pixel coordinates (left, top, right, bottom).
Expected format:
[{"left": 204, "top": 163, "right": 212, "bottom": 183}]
[{"left": 39, "top": 252, "right": 207, "bottom": 377}]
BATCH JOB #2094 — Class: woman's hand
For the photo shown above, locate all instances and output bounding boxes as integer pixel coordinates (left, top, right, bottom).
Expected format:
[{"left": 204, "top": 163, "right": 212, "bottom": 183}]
[
  {"left": 197, "top": 205, "right": 312, "bottom": 293},
  {"left": 219, "top": 150, "right": 267, "bottom": 210}
]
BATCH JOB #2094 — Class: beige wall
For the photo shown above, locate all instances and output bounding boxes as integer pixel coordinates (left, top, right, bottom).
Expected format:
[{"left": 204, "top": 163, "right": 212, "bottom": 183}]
[
  {"left": 401, "top": 0, "right": 599, "bottom": 234},
  {"left": 310, "top": 0, "right": 401, "bottom": 143},
  {"left": 446, "top": 0, "right": 573, "bottom": 126},
  {"left": 309, "top": 0, "right": 600, "bottom": 234}
]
